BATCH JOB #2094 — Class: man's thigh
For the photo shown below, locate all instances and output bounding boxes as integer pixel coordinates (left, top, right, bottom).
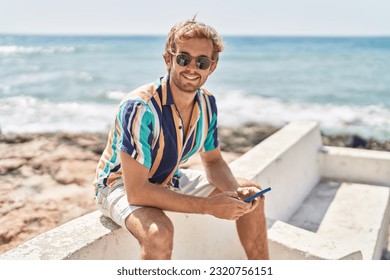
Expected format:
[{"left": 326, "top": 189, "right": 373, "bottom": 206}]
[
  {"left": 178, "top": 168, "right": 216, "bottom": 197},
  {"left": 96, "top": 185, "right": 142, "bottom": 229}
]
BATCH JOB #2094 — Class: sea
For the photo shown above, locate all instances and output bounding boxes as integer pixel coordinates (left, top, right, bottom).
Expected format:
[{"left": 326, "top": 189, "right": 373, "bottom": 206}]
[{"left": 1, "top": 35, "right": 390, "bottom": 140}]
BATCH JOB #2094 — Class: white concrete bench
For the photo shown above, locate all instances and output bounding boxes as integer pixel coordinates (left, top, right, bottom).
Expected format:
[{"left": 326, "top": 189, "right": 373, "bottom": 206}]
[
  {"left": 0, "top": 210, "right": 248, "bottom": 260},
  {"left": 0, "top": 209, "right": 362, "bottom": 260},
  {"left": 316, "top": 182, "right": 390, "bottom": 260},
  {"left": 0, "top": 210, "right": 132, "bottom": 260}
]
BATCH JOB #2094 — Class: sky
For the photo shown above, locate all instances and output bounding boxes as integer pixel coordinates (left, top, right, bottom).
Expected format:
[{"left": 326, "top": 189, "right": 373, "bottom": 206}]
[{"left": 0, "top": 0, "right": 389, "bottom": 36}]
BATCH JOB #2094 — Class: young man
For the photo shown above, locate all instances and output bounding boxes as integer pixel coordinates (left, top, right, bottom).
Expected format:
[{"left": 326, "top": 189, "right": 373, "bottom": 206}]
[{"left": 94, "top": 17, "right": 269, "bottom": 260}]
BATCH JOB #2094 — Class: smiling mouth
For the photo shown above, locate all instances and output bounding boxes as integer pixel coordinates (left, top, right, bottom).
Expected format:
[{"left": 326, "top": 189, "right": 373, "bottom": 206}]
[{"left": 182, "top": 73, "right": 199, "bottom": 81}]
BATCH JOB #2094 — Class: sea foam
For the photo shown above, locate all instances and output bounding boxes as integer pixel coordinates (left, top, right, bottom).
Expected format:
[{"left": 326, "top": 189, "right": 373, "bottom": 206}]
[
  {"left": 1, "top": 93, "right": 390, "bottom": 140},
  {"left": 215, "top": 90, "right": 390, "bottom": 140},
  {"left": 0, "top": 96, "right": 116, "bottom": 134},
  {"left": 0, "top": 45, "right": 75, "bottom": 55}
]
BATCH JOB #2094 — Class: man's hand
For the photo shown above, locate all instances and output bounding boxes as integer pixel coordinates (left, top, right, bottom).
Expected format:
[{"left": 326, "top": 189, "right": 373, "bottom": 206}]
[
  {"left": 236, "top": 178, "right": 265, "bottom": 214},
  {"left": 205, "top": 191, "right": 252, "bottom": 220}
]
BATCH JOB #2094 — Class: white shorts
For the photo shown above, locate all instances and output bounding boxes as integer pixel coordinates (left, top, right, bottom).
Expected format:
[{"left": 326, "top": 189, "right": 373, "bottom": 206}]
[{"left": 96, "top": 169, "right": 215, "bottom": 230}]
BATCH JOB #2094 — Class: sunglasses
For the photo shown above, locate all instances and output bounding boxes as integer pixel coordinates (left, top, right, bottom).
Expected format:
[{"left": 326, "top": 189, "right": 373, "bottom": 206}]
[{"left": 171, "top": 52, "right": 214, "bottom": 70}]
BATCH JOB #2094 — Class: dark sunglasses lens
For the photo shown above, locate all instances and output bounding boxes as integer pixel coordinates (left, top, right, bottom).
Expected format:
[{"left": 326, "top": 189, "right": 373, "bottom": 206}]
[
  {"left": 196, "top": 57, "right": 211, "bottom": 70},
  {"left": 176, "top": 54, "right": 191, "bottom": 67}
]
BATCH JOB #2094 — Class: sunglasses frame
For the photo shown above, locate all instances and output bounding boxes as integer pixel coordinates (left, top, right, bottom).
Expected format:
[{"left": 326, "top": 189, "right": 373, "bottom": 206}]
[{"left": 170, "top": 52, "right": 215, "bottom": 70}]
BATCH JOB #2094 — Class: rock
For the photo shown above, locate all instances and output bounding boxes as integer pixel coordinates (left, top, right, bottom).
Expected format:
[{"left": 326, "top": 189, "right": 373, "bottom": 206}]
[
  {"left": 0, "top": 132, "right": 102, "bottom": 254},
  {"left": 0, "top": 158, "right": 27, "bottom": 175},
  {"left": 52, "top": 159, "right": 97, "bottom": 185},
  {"left": 218, "top": 123, "right": 279, "bottom": 153},
  {"left": 346, "top": 135, "right": 367, "bottom": 148}
]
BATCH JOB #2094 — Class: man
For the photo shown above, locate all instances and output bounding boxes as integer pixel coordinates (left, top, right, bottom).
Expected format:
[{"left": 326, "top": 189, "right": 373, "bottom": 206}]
[{"left": 94, "top": 17, "right": 269, "bottom": 260}]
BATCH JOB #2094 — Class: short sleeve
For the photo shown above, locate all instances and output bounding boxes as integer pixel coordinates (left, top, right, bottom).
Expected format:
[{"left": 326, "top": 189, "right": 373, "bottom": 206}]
[{"left": 117, "top": 100, "right": 154, "bottom": 169}]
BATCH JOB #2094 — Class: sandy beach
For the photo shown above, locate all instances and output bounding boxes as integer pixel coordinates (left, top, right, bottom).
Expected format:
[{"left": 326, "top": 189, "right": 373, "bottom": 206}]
[{"left": 1, "top": 124, "right": 390, "bottom": 256}]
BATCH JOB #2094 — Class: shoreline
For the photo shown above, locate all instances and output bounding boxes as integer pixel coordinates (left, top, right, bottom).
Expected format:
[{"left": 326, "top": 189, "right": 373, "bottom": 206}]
[{"left": 1, "top": 124, "right": 390, "bottom": 255}]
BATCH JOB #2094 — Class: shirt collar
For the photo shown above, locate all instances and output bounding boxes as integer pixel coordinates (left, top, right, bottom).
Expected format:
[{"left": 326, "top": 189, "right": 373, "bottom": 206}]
[{"left": 161, "top": 74, "right": 174, "bottom": 106}]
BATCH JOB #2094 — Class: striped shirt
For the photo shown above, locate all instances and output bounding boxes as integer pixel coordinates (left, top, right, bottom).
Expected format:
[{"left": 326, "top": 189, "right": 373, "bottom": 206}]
[{"left": 94, "top": 75, "right": 219, "bottom": 193}]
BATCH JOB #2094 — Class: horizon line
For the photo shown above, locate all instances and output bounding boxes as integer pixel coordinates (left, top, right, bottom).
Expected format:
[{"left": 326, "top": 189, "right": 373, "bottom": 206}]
[{"left": 1, "top": 32, "right": 390, "bottom": 38}]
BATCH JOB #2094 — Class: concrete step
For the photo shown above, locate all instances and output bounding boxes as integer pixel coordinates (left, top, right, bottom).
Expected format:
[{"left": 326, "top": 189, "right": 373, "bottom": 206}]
[
  {"left": 316, "top": 182, "right": 390, "bottom": 260},
  {"left": 288, "top": 180, "right": 341, "bottom": 232}
]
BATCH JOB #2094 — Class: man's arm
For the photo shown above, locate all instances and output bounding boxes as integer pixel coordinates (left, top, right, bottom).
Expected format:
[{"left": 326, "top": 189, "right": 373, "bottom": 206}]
[
  {"left": 200, "top": 147, "right": 264, "bottom": 208},
  {"left": 199, "top": 147, "right": 241, "bottom": 192},
  {"left": 120, "top": 151, "right": 250, "bottom": 220}
]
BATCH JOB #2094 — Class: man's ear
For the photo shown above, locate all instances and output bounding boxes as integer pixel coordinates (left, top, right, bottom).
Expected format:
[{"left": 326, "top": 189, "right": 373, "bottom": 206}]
[{"left": 163, "top": 53, "right": 171, "bottom": 71}]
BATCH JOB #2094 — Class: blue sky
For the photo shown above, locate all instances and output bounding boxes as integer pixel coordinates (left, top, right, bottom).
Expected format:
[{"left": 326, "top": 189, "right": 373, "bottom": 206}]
[{"left": 0, "top": 0, "right": 389, "bottom": 36}]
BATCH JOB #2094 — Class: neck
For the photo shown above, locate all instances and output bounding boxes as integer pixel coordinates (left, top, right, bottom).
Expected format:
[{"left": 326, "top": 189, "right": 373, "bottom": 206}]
[
  {"left": 169, "top": 81, "right": 197, "bottom": 112},
  {"left": 174, "top": 95, "right": 196, "bottom": 113}
]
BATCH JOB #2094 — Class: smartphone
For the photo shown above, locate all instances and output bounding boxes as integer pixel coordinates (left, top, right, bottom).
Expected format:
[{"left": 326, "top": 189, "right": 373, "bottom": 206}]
[{"left": 244, "top": 187, "right": 272, "bottom": 203}]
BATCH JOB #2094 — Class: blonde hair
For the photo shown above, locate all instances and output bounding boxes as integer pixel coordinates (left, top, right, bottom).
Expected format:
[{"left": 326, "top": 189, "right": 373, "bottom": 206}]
[{"left": 164, "top": 16, "right": 224, "bottom": 61}]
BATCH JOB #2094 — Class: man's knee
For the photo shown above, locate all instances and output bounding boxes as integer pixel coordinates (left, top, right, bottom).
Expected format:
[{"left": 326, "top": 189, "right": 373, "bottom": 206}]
[
  {"left": 144, "top": 217, "right": 174, "bottom": 249},
  {"left": 127, "top": 209, "right": 174, "bottom": 249}
]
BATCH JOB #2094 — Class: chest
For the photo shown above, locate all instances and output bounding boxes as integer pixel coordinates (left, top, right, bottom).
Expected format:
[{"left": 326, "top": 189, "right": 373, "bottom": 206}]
[
  {"left": 156, "top": 105, "right": 204, "bottom": 161},
  {"left": 179, "top": 109, "right": 194, "bottom": 138}
]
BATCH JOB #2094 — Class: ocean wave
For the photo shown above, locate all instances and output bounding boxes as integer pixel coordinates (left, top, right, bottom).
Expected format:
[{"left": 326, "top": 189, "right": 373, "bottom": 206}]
[
  {"left": 1, "top": 93, "right": 390, "bottom": 140},
  {"left": 0, "top": 45, "right": 76, "bottom": 55},
  {"left": 215, "top": 90, "right": 390, "bottom": 140},
  {"left": 0, "top": 96, "right": 116, "bottom": 133},
  {"left": 1, "top": 71, "right": 94, "bottom": 89},
  {"left": 76, "top": 72, "right": 94, "bottom": 82},
  {"left": 0, "top": 84, "right": 11, "bottom": 94},
  {"left": 106, "top": 91, "right": 127, "bottom": 100}
]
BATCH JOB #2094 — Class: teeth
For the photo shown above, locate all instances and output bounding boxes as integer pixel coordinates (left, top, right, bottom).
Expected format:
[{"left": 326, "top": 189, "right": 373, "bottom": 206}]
[{"left": 183, "top": 74, "right": 198, "bottom": 80}]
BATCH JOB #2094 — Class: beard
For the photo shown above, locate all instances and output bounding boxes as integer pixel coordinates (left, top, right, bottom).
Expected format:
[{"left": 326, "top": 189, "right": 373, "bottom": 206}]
[{"left": 170, "top": 70, "right": 206, "bottom": 94}]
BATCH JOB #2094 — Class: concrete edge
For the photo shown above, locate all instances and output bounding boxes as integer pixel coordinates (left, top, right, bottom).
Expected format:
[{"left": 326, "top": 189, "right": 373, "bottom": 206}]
[
  {"left": 0, "top": 210, "right": 118, "bottom": 260},
  {"left": 268, "top": 220, "right": 363, "bottom": 260},
  {"left": 319, "top": 146, "right": 390, "bottom": 186}
]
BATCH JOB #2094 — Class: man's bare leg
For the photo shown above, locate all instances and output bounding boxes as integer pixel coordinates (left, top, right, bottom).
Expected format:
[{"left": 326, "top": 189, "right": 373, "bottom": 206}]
[
  {"left": 236, "top": 199, "right": 269, "bottom": 260},
  {"left": 208, "top": 187, "right": 269, "bottom": 259},
  {"left": 125, "top": 207, "right": 174, "bottom": 260}
]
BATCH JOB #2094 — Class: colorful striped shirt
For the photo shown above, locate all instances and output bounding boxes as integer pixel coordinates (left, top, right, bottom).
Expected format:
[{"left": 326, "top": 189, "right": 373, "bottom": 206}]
[{"left": 94, "top": 75, "right": 219, "bottom": 193}]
